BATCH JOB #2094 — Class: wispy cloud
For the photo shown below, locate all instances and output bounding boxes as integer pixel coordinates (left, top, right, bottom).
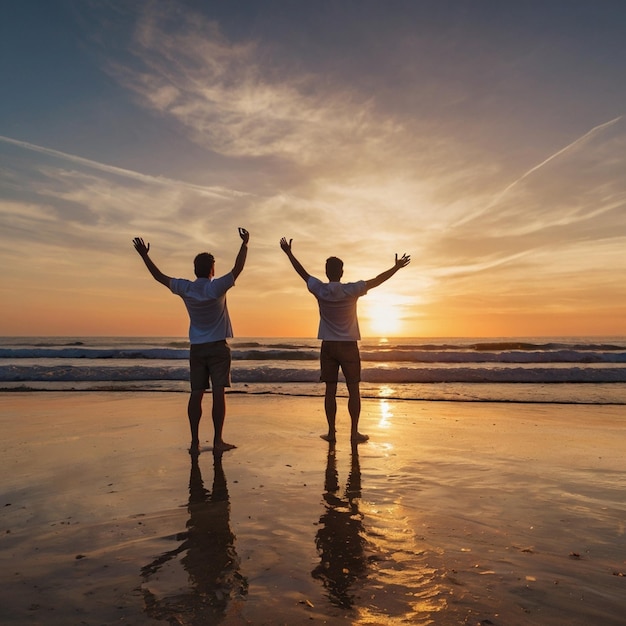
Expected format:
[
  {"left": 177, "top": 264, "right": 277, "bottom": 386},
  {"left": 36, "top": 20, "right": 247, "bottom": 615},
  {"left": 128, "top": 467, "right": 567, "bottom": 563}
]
[
  {"left": 0, "top": 136, "right": 256, "bottom": 274},
  {"left": 453, "top": 115, "right": 625, "bottom": 231},
  {"left": 108, "top": 3, "right": 405, "bottom": 173},
  {"left": 0, "top": 135, "right": 247, "bottom": 199},
  {"left": 490, "top": 116, "right": 623, "bottom": 208},
  {"left": 426, "top": 116, "right": 626, "bottom": 273}
]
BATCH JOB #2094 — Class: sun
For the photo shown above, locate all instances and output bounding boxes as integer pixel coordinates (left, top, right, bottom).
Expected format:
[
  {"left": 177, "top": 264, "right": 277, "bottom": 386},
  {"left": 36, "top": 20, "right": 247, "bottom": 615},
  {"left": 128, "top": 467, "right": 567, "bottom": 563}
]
[{"left": 362, "top": 298, "right": 403, "bottom": 337}]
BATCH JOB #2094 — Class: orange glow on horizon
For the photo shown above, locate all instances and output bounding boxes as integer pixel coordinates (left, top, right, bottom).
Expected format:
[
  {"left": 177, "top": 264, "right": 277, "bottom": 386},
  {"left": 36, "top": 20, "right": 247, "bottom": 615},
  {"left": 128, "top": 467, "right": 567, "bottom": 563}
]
[{"left": 2, "top": 281, "right": 624, "bottom": 338}]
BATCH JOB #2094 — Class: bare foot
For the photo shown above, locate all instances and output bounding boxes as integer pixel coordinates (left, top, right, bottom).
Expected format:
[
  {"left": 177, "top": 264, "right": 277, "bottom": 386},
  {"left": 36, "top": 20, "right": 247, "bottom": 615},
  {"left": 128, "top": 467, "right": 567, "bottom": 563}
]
[
  {"left": 351, "top": 432, "right": 369, "bottom": 444},
  {"left": 320, "top": 433, "right": 336, "bottom": 442},
  {"left": 213, "top": 441, "right": 237, "bottom": 452}
]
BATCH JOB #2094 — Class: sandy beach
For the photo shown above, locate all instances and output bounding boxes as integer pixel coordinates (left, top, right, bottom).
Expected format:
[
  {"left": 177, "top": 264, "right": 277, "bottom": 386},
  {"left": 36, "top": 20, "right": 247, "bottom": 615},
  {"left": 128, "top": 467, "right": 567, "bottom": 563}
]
[{"left": 1, "top": 391, "right": 624, "bottom": 625}]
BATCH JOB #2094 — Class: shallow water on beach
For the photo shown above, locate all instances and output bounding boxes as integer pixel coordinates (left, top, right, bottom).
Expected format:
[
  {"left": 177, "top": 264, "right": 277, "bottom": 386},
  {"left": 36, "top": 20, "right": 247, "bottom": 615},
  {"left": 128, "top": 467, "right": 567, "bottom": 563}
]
[{"left": 1, "top": 393, "right": 625, "bottom": 625}]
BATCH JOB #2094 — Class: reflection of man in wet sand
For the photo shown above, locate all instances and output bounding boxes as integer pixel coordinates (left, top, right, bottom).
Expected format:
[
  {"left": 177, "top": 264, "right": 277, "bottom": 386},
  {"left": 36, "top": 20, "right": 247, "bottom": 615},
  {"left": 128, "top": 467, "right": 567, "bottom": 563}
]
[
  {"left": 141, "top": 452, "right": 247, "bottom": 622},
  {"left": 133, "top": 228, "right": 249, "bottom": 453},
  {"left": 312, "top": 443, "right": 367, "bottom": 609},
  {"left": 280, "top": 237, "right": 410, "bottom": 442}
]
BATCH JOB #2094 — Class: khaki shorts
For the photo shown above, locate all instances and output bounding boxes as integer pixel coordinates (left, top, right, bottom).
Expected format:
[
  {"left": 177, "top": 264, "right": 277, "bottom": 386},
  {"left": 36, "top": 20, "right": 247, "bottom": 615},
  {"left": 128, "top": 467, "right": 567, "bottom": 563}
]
[
  {"left": 189, "top": 340, "right": 231, "bottom": 391},
  {"left": 320, "top": 340, "right": 361, "bottom": 384}
]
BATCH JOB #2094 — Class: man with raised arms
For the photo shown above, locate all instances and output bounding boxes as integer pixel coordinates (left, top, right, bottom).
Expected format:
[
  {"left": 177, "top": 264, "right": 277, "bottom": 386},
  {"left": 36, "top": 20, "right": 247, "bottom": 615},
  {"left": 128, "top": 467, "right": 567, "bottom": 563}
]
[
  {"left": 133, "top": 228, "right": 249, "bottom": 454},
  {"left": 280, "top": 237, "right": 410, "bottom": 443}
]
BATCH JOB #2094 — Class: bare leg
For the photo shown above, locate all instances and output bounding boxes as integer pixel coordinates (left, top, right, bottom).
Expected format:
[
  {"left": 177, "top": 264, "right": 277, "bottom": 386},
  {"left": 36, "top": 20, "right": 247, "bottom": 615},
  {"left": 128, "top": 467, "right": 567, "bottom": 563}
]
[
  {"left": 187, "top": 390, "right": 204, "bottom": 454},
  {"left": 321, "top": 382, "right": 337, "bottom": 442},
  {"left": 212, "top": 386, "right": 236, "bottom": 452},
  {"left": 347, "top": 381, "right": 368, "bottom": 443}
]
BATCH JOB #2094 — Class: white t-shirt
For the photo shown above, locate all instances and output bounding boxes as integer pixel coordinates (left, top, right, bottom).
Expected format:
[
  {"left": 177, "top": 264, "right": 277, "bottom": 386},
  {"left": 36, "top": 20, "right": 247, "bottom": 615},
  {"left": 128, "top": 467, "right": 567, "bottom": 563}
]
[
  {"left": 170, "top": 273, "right": 235, "bottom": 344},
  {"left": 307, "top": 276, "right": 368, "bottom": 341}
]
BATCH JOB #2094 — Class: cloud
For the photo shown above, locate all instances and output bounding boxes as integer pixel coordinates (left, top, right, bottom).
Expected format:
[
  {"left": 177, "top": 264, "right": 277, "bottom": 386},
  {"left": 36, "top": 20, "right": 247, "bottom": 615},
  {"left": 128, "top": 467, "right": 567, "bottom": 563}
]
[
  {"left": 0, "top": 136, "right": 255, "bottom": 268},
  {"left": 453, "top": 115, "right": 626, "bottom": 233},
  {"left": 106, "top": 2, "right": 407, "bottom": 173},
  {"left": 423, "top": 115, "right": 626, "bottom": 274},
  {"left": 0, "top": 135, "right": 246, "bottom": 199}
]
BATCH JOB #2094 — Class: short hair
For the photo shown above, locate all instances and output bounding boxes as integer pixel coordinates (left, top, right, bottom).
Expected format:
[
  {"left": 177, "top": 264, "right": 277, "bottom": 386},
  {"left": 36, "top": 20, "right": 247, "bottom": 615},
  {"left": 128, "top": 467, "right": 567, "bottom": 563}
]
[
  {"left": 194, "top": 252, "right": 215, "bottom": 278},
  {"left": 325, "top": 256, "right": 343, "bottom": 281}
]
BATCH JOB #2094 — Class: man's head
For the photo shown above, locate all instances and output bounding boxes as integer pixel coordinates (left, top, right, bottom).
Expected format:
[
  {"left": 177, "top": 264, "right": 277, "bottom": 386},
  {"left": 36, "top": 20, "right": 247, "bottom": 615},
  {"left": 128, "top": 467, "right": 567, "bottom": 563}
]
[
  {"left": 194, "top": 252, "right": 215, "bottom": 278},
  {"left": 325, "top": 256, "right": 344, "bottom": 282}
]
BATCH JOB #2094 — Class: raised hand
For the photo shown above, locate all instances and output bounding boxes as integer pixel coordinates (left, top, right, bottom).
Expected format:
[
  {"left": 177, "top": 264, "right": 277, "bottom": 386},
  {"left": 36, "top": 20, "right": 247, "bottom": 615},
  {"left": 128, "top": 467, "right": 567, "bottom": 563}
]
[
  {"left": 280, "top": 237, "right": 293, "bottom": 253},
  {"left": 395, "top": 253, "right": 411, "bottom": 269},
  {"left": 133, "top": 237, "right": 150, "bottom": 257},
  {"left": 238, "top": 227, "right": 250, "bottom": 244}
]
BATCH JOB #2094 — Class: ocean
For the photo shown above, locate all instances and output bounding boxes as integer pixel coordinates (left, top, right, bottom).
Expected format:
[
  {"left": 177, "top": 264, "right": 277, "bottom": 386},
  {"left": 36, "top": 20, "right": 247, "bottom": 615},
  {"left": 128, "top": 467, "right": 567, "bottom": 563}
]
[{"left": 1, "top": 336, "right": 625, "bottom": 404}]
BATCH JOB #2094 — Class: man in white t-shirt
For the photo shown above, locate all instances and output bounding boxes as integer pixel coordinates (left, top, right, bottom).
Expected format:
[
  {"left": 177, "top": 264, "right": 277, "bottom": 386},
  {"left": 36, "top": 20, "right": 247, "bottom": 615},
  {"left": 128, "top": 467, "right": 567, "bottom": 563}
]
[
  {"left": 280, "top": 237, "right": 410, "bottom": 444},
  {"left": 133, "top": 228, "right": 249, "bottom": 454}
]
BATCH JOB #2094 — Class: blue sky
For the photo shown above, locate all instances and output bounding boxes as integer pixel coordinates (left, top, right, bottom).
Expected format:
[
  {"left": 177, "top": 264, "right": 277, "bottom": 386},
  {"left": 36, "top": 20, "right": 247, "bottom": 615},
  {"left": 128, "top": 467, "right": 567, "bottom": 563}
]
[{"left": 1, "top": 0, "right": 625, "bottom": 336}]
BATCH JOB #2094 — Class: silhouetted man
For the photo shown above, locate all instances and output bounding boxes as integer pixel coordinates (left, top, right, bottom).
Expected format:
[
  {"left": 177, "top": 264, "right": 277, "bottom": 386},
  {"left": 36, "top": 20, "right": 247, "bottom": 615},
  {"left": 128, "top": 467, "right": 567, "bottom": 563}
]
[
  {"left": 280, "top": 237, "right": 409, "bottom": 443},
  {"left": 133, "top": 228, "right": 249, "bottom": 453}
]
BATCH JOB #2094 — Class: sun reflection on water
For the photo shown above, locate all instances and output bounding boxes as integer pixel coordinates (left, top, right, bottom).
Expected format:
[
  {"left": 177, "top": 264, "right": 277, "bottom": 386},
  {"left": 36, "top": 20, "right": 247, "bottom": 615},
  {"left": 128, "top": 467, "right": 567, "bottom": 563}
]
[
  {"left": 378, "top": 398, "right": 394, "bottom": 429},
  {"left": 378, "top": 384, "right": 396, "bottom": 398}
]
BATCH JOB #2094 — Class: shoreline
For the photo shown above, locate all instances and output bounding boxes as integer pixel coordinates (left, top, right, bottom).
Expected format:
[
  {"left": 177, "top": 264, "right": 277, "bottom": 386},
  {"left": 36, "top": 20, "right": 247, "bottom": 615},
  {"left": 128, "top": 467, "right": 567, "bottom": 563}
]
[
  {"left": 1, "top": 384, "right": 625, "bottom": 406},
  {"left": 1, "top": 392, "right": 625, "bottom": 624}
]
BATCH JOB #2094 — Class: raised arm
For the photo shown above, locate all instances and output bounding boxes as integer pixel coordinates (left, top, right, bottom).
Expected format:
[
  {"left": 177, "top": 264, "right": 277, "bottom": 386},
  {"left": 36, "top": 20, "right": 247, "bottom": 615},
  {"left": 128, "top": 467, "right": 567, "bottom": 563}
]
[
  {"left": 231, "top": 227, "right": 249, "bottom": 280},
  {"left": 280, "top": 237, "right": 310, "bottom": 282},
  {"left": 365, "top": 253, "right": 410, "bottom": 290},
  {"left": 132, "top": 237, "right": 172, "bottom": 288}
]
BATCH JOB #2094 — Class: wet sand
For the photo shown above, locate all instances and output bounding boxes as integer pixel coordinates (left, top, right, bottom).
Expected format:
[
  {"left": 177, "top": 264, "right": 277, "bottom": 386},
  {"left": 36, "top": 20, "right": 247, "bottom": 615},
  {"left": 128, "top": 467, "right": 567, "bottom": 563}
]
[{"left": 0, "top": 391, "right": 625, "bottom": 625}]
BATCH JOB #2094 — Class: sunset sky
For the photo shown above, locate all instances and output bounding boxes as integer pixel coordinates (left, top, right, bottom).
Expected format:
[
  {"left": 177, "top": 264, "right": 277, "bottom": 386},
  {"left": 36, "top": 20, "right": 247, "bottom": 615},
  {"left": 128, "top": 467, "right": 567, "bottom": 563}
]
[{"left": 1, "top": 1, "right": 625, "bottom": 338}]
